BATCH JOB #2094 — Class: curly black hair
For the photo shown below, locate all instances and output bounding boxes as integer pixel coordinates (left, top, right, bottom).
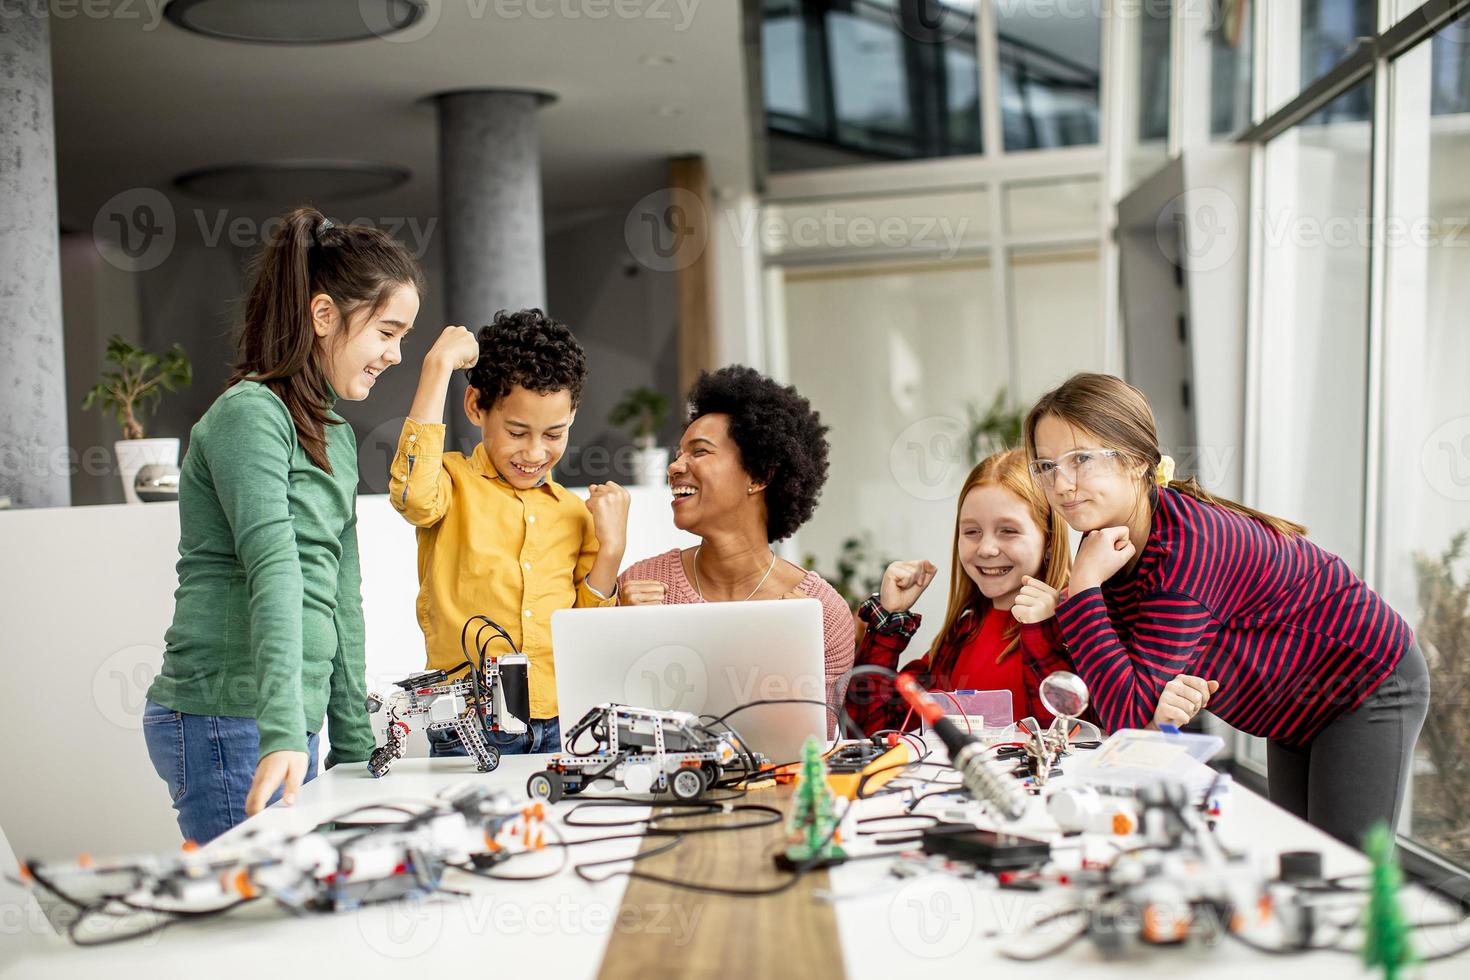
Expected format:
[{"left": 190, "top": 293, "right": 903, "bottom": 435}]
[
  {"left": 467, "top": 309, "right": 588, "bottom": 410},
  {"left": 687, "top": 365, "right": 830, "bottom": 543}
]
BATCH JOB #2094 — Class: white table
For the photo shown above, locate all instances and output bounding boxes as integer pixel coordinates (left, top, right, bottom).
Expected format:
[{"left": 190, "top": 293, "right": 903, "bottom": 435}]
[{"left": 4, "top": 750, "right": 1467, "bottom": 979}]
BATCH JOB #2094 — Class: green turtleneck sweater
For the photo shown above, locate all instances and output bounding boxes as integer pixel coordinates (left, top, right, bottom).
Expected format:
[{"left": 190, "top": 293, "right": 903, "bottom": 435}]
[{"left": 147, "top": 380, "right": 375, "bottom": 765}]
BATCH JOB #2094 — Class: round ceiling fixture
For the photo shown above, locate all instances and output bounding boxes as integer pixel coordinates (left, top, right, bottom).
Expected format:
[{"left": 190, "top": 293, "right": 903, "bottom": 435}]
[
  {"left": 164, "top": 0, "right": 427, "bottom": 44},
  {"left": 173, "top": 160, "right": 411, "bottom": 203}
]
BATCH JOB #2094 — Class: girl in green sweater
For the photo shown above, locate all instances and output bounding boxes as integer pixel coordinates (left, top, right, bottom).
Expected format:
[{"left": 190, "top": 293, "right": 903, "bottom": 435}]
[{"left": 144, "top": 207, "right": 424, "bottom": 843}]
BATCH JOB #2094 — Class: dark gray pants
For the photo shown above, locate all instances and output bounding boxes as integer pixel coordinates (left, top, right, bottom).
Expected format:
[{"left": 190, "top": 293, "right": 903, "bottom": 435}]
[{"left": 1267, "top": 642, "right": 1430, "bottom": 849}]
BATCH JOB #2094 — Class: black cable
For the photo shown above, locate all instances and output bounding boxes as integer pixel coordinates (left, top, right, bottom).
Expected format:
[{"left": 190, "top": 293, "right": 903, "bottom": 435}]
[
  {"left": 855, "top": 813, "right": 939, "bottom": 836},
  {"left": 856, "top": 759, "right": 956, "bottom": 800},
  {"left": 448, "top": 820, "right": 570, "bottom": 882},
  {"left": 704, "top": 697, "right": 866, "bottom": 744}
]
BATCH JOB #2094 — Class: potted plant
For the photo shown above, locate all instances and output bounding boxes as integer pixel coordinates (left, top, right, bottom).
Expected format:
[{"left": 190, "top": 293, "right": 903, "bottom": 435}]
[
  {"left": 609, "top": 386, "right": 671, "bottom": 486},
  {"left": 964, "top": 388, "right": 1024, "bottom": 465},
  {"left": 82, "top": 334, "right": 192, "bottom": 504}
]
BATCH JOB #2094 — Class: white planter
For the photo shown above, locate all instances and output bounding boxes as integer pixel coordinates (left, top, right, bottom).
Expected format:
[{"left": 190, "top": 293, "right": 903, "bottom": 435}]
[
  {"left": 115, "top": 438, "right": 179, "bottom": 504},
  {"left": 631, "top": 446, "right": 669, "bottom": 487}
]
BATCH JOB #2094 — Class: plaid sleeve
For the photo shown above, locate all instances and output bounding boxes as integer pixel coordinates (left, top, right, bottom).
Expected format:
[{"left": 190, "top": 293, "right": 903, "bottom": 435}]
[{"left": 857, "top": 594, "right": 921, "bottom": 638}]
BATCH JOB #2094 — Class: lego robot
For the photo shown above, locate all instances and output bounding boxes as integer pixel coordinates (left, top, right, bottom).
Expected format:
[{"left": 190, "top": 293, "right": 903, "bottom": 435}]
[
  {"left": 365, "top": 652, "right": 531, "bottom": 778},
  {"left": 526, "top": 703, "right": 763, "bottom": 802},
  {"left": 21, "top": 785, "right": 546, "bottom": 943}
]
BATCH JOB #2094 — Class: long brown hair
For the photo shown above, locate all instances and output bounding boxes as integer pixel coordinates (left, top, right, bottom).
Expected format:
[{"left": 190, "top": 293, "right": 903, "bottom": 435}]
[
  {"left": 230, "top": 206, "right": 425, "bottom": 472},
  {"left": 928, "top": 449, "right": 1072, "bottom": 675},
  {"left": 1023, "top": 373, "right": 1306, "bottom": 537}
]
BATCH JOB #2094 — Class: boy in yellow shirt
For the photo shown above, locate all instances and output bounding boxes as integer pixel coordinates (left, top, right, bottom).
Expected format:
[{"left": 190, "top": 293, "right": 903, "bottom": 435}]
[{"left": 389, "top": 309, "right": 630, "bottom": 757}]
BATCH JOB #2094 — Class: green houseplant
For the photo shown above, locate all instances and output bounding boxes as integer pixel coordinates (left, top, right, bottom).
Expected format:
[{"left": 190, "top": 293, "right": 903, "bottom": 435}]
[
  {"left": 610, "top": 386, "right": 672, "bottom": 486},
  {"left": 81, "top": 334, "right": 192, "bottom": 503}
]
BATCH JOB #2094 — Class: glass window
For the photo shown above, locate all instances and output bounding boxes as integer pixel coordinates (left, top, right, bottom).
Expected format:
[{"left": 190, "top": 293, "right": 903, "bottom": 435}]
[
  {"left": 762, "top": 0, "right": 820, "bottom": 123},
  {"left": 1267, "top": 0, "right": 1375, "bottom": 119},
  {"left": 763, "top": 188, "right": 990, "bottom": 261},
  {"left": 1300, "top": 0, "right": 1375, "bottom": 92},
  {"left": 829, "top": 8, "right": 915, "bottom": 147},
  {"left": 774, "top": 256, "right": 1002, "bottom": 650},
  {"left": 1380, "top": 14, "right": 1470, "bottom": 871},
  {"left": 1255, "top": 80, "right": 1373, "bottom": 569},
  {"left": 762, "top": 1, "right": 984, "bottom": 172},
  {"left": 994, "top": 0, "right": 1102, "bottom": 151},
  {"left": 1009, "top": 245, "right": 1104, "bottom": 401},
  {"left": 1122, "top": 1, "right": 1172, "bottom": 187},
  {"left": 1210, "top": 0, "right": 1254, "bottom": 136}
]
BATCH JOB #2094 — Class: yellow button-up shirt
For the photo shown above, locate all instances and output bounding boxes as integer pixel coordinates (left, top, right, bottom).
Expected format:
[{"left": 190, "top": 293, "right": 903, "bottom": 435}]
[{"left": 388, "top": 419, "right": 614, "bottom": 718}]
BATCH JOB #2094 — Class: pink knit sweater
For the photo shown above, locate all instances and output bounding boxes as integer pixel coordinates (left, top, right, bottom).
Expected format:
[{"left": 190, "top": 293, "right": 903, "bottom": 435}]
[{"left": 618, "top": 549, "right": 857, "bottom": 724}]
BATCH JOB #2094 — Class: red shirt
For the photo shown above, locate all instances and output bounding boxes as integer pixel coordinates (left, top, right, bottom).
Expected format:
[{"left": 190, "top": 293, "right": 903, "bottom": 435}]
[{"left": 844, "top": 598, "right": 1074, "bottom": 735}]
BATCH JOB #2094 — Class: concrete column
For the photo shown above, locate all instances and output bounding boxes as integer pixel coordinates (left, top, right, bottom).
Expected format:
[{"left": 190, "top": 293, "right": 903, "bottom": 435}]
[
  {"left": 0, "top": 10, "right": 69, "bottom": 508},
  {"left": 435, "top": 89, "right": 554, "bottom": 451}
]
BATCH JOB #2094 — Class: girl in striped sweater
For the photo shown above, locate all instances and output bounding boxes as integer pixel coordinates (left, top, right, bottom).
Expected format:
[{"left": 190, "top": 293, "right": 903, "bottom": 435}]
[{"left": 1027, "top": 373, "right": 1428, "bottom": 846}]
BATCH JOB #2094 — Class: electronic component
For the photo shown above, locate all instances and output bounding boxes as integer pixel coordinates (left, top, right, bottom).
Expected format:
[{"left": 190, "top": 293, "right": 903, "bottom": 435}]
[
  {"left": 21, "top": 786, "right": 544, "bottom": 944},
  {"left": 920, "top": 824, "right": 1051, "bottom": 872},
  {"left": 527, "top": 703, "right": 765, "bottom": 802},
  {"left": 365, "top": 616, "right": 532, "bottom": 778},
  {"left": 824, "top": 741, "right": 909, "bottom": 800},
  {"left": 895, "top": 673, "right": 1028, "bottom": 820}
]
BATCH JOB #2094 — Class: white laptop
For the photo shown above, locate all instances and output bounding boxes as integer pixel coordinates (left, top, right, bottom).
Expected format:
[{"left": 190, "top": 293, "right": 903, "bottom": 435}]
[{"left": 551, "top": 599, "right": 829, "bottom": 764}]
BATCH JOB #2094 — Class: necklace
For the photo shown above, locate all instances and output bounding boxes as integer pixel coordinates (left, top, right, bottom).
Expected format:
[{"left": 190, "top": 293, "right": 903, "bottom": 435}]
[{"left": 692, "top": 546, "right": 777, "bottom": 602}]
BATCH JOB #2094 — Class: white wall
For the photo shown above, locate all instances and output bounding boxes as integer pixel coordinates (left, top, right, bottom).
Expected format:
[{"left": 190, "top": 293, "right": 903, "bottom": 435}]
[{"left": 0, "top": 489, "right": 693, "bottom": 860}]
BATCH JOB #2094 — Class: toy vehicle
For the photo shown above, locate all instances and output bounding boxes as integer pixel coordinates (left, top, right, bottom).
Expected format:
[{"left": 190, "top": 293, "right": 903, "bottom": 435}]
[
  {"left": 365, "top": 652, "right": 530, "bottom": 777},
  {"left": 526, "top": 703, "right": 759, "bottom": 802}
]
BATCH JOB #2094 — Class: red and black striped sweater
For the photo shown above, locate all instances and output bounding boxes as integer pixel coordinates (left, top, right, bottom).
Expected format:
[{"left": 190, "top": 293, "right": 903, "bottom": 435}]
[{"left": 1055, "top": 487, "right": 1411, "bottom": 746}]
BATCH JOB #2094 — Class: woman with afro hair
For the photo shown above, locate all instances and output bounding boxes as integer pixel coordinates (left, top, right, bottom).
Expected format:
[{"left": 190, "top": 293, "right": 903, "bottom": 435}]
[{"left": 618, "top": 366, "right": 855, "bottom": 721}]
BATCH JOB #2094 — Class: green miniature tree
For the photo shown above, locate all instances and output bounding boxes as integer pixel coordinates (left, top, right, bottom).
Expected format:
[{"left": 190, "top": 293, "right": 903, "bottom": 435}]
[
  {"left": 785, "top": 735, "right": 846, "bottom": 864},
  {"left": 81, "top": 334, "right": 192, "bottom": 440},
  {"left": 1361, "top": 822, "right": 1417, "bottom": 980}
]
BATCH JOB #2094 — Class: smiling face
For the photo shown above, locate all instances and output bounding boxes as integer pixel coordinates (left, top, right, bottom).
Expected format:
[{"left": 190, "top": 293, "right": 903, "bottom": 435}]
[
  {"left": 956, "top": 484, "right": 1047, "bottom": 608},
  {"left": 313, "top": 284, "right": 419, "bottom": 401},
  {"left": 667, "top": 413, "right": 764, "bottom": 536},
  {"left": 467, "top": 384, "right": 575, "bottom": 490},
  {"left": 1032, "top": 413, "right": 1149, "bottom": 532}
]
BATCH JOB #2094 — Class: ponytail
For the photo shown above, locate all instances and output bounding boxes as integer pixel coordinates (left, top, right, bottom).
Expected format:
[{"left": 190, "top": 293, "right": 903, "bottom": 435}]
[
  {"left": 231, "top": 206, "right": 424, "bottom": 472},
  {"left": 1163, "top": 475, "right": 1307, "bottom": 537}
]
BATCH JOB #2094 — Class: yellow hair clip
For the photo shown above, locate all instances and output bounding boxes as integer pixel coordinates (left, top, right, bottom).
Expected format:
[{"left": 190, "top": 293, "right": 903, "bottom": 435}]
[{"left": 1155, "top": 454, "right": 1176, "bottom": 486}]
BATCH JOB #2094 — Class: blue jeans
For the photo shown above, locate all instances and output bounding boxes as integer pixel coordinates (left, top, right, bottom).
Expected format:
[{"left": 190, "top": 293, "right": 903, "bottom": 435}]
[
  {"left": 142, "top": 699, "right": 320, "bottom": 845},
  {"left": 427, "top": 717, "right": 561, "bottom": 758}
]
